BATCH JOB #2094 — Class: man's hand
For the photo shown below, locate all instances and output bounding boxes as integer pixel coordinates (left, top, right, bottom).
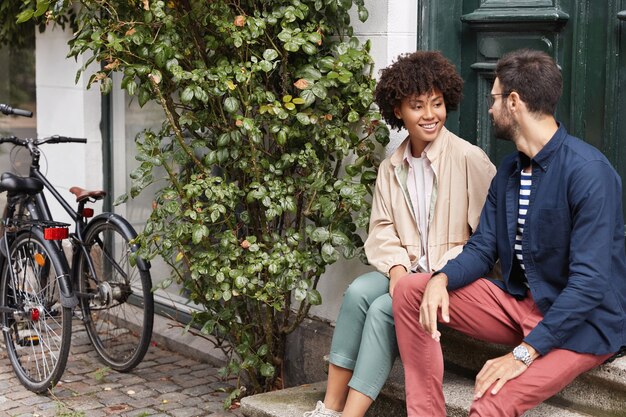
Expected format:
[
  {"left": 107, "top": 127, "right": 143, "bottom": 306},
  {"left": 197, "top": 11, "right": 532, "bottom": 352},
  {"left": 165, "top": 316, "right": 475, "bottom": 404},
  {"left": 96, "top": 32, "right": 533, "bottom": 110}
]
[
  {"left": 419, "top": 273, "right": 450, "bottom": 342},
  {"left": 388, "top": 265, "right": 408, "bottom": 297},
  {"left": 474, "top": 343, "right": 538, "bottom": 399}
]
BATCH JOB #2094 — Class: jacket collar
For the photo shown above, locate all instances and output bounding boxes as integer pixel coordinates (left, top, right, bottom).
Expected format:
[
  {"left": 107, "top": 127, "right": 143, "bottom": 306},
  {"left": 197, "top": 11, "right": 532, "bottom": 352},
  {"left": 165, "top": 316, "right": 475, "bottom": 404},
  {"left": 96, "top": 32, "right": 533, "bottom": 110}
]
[
  {"left": 390, "top": 126, "right": 451, "bottom": 167},
  {"left": 515, "top": 123, "right": 567, "bottom": 173}
]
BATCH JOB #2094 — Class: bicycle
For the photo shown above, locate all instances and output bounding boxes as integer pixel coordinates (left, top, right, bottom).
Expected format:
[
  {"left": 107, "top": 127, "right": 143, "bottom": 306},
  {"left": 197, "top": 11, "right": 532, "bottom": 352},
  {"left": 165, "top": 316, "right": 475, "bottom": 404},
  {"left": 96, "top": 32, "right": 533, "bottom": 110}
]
[
  {"left": 0, "top": 191, "right": 75, "bottom": 393},
  {"left": 0, "top": 103, "right": 154, "bottom": 392}
]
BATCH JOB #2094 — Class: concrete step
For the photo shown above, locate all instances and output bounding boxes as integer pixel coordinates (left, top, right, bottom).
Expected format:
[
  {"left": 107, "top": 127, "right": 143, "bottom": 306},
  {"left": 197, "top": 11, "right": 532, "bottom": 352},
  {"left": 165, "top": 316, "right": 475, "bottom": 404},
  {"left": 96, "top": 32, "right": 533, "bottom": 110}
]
[
  {"left": 240, "top": 377, "right": 595, "bottom": 417},
  {"left": 280, "top": 318, "right": 626, "bottom": 417},
  {"left": 438, "top": 327, "right": 626, "bottom": 416}
]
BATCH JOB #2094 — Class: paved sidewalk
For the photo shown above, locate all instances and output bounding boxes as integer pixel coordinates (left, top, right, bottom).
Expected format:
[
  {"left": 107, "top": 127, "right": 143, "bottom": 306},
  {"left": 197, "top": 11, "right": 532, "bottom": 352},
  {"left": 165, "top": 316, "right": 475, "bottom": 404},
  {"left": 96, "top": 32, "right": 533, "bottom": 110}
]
[{"left": 0, "top": 317, "right": 245, "bottom": 417}]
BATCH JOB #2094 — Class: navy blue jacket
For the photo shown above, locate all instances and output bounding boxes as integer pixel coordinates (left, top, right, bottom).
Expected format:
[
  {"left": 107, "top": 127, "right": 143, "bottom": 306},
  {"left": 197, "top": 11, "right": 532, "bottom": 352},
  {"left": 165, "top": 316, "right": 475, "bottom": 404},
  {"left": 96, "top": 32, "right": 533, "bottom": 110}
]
[{"left": 440, "top": 124, "right": 626, "bottom": 355}]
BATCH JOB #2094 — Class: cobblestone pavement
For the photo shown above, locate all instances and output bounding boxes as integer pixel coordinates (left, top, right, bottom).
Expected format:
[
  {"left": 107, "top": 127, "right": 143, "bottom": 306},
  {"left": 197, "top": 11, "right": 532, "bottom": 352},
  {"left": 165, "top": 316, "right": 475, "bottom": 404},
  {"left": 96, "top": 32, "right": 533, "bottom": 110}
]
[{"left": 0, "top": 320, "right": 245, "bottom": 417}]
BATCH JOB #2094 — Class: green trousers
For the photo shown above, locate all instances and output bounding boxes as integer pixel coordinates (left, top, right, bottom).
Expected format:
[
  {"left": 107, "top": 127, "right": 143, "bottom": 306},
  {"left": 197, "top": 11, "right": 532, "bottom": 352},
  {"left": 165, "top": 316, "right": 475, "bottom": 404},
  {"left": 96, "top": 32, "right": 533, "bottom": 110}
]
[{"left": 328, "top": 271, "right": 398, "bottom": 400}]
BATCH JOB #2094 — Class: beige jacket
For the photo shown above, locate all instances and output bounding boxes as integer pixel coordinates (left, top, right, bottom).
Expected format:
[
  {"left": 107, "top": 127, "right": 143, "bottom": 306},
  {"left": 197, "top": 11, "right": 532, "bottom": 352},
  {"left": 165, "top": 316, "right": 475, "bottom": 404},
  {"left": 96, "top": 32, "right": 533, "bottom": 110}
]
[{"left": 364, "top": 127, "right": 496, "bottom": 275}]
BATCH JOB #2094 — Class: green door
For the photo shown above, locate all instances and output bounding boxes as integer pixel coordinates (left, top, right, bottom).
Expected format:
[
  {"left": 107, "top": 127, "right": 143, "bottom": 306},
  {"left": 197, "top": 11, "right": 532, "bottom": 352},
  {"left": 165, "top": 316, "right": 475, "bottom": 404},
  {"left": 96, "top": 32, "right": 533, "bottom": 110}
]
[{"left": 419, "top": 0, "right": 626, "bottom": 219}]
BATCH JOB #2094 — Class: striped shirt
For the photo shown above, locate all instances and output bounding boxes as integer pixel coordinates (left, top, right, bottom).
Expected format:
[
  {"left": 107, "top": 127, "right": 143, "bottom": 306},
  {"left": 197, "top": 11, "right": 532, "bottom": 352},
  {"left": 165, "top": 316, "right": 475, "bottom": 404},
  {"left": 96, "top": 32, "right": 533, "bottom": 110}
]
[{"left": 515, "top": 171, "right": 531, "bottom": 284}]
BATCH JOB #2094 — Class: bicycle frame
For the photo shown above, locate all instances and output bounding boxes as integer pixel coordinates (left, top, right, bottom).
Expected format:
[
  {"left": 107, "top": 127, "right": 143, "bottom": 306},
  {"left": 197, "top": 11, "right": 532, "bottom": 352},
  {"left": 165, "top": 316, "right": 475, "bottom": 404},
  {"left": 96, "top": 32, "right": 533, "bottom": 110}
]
[{"left": 20, "top": 141, "right": 149, "bottom": 291}]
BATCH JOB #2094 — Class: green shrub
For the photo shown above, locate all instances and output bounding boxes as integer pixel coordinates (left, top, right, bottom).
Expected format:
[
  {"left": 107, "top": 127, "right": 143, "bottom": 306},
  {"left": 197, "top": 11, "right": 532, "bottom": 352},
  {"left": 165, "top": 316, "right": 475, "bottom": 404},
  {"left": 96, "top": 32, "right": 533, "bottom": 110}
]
[{"left": 6, "top": 0, "right": 389, "bottom": 399}]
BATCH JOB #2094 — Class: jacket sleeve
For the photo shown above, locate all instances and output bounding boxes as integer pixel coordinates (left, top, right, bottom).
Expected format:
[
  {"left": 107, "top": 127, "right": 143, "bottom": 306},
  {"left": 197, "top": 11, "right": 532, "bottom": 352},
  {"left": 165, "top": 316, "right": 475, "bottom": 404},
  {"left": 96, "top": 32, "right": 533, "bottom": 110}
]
[
  {"left": 440, "top": 173, "right": 500, "bottom": 290},
  {"left": 524, "top": 160, "right": 619, "bottom": 355},
  {"left": 364, "top": 163, "right": 411, "bottom": 276},
  {"left": 466, "top": 147, "right": 497, "bottom": 233},
  {"left": 431, "top": 147, "right": 496, "bottom": 271}
]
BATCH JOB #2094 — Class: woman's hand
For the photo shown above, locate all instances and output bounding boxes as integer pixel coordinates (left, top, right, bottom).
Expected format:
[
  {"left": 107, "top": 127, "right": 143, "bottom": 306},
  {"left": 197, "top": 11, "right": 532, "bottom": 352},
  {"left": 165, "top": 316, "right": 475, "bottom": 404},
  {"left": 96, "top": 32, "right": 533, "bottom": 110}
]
[
  {"left": 419, "top": 273, "right": 449, "bottom": 341},
  {"left": 388, "top": 265, "right": 408, "bottom": 297}
]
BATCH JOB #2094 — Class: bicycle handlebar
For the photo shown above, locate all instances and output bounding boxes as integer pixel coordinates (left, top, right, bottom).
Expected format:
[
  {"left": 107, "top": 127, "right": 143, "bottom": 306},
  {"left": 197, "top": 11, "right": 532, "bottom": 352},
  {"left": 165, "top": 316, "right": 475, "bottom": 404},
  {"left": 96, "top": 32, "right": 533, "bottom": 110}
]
[
  {"left": 0, "top": 135, "right": 87, "bottom": 146},
  {"left": 0, "top": 103, "right": 33, "bottom": 118}
]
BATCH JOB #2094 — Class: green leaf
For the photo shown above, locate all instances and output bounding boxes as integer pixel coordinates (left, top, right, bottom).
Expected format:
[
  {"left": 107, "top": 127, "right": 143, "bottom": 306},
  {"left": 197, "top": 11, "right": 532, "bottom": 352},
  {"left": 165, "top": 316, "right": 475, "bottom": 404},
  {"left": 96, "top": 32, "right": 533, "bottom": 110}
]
[
  {"left": 259, "top": 60, "right": 273, "bottom": 72},
  {"left": 192, "top": 225, "right": 209, "bottom": 244},
  {"left": 310, "top": 227, "right": 330, "bottom": 242},
  {"left": 138, "top": 88, "right": 151, "bottom": 107},
  {"left": 361, "top": 170, "right": 377, "bottom": 184},
  {"left": 358, "top": 6, "right": 369, "bottom": 22},
  {"left": 16, "top": 9, "right": 34, "bottom": 24},
  {"left": 235, "top": 275, "right": 248, "bottom": 289},
  {"left": 300, "top": 89, "right": 316, "bottom": 106},
  {"left": 180, "top": 86, "right": 194, "bottom": 103},
  {"left": 34, "top": 0, "right": 50, "bottom": 18},
  {"left": 294, "top": 288, "right": 307, "bottom": 301},
  {"left": 311, "top": 83, "right": 327, "bottom": 99},
  {"left": 277, "top": 130, "right": 287, "bottom": 145},
  {"left": 224, "top": 97, "right": 240, "bottom": 113},
  {"left": 263, "top": 49, "right": 279, "bottom": 61},
  {"left": 296, "top": 113, "right": 311, "bottom": 125},
  {"left": 307, "top": 289, "right": 322, "bottom": 305},
  {"left": 302, "top": 42, "right": 317, "bottom": 55},
  {"left": 321, "top": 243, "right": 339, "bottom": 263},
  {"left": 347, "top": 110, "right": 360, "bottom": 123},
  {"left": 260, "top": 363, "right": 275, "bottom": 377}
]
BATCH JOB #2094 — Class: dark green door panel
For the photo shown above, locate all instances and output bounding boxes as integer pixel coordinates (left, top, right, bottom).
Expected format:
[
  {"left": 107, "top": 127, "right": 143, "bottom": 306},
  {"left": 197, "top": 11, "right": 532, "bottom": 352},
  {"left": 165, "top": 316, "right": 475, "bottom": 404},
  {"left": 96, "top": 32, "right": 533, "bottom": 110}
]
[
  {"left": 420, "top": 0, "right": 626, "bottom": 219},
  {"left": 617, "top": 3, "right": 626, "bottom": 224}
]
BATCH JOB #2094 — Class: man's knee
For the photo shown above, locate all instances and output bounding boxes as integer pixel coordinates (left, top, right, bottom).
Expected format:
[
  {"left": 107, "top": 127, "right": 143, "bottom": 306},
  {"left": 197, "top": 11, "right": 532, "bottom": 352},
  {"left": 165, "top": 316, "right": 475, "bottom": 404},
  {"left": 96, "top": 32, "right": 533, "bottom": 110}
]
[
  {"left": 393, "top": 273, "right": 431, "bottom": 303},
  {"left": 469, "top": 393, "right": 523, "bottom": 417}
]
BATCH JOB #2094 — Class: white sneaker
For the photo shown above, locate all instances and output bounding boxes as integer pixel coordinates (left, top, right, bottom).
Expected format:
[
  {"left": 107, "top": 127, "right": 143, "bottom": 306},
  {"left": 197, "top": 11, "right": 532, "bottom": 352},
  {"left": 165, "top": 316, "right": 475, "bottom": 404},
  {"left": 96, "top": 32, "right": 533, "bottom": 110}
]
[{"left": 302, "top": 401, "right": 342, "bottom": 417}]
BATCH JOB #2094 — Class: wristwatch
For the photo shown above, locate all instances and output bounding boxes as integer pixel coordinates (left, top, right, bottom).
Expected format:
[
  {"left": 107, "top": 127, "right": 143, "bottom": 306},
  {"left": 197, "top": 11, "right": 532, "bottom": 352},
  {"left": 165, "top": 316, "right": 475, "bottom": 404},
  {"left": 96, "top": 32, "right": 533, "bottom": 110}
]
[{"left": 512, "top": 345, "right": 534, "bottom": 366}]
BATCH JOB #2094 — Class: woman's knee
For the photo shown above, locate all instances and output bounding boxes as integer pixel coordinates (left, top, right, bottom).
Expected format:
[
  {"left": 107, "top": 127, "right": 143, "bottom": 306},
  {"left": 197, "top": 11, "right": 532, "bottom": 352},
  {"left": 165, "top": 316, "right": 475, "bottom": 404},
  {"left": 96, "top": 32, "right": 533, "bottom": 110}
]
[
  {"left": 343, "top": 271, "right": 388, "bottom": 306},
  {"left": 366, "top": 295, "right": 394, "bottom": 324}
]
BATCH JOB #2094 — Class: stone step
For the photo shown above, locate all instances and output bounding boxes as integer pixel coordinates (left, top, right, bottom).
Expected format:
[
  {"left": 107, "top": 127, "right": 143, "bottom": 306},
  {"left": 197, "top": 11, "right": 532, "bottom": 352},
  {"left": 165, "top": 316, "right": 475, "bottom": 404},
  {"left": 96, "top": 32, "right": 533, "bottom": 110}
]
[
  {"left": 438, "top": 327, "right": 626, "bottom": 416},
  {"left": 240, "top": 377, "right": 595, "bottom": 417},
  {"left": 281, "top": 318, "right": 626, "bottom": 417}
]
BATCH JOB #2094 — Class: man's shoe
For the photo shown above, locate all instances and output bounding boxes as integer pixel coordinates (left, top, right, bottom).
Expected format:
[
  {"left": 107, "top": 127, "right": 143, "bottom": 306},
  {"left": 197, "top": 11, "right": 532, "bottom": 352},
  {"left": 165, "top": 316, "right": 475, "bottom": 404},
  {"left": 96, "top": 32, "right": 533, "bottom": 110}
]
[{"left": 302, "top": 401, "right": 342, "bottom": 417}]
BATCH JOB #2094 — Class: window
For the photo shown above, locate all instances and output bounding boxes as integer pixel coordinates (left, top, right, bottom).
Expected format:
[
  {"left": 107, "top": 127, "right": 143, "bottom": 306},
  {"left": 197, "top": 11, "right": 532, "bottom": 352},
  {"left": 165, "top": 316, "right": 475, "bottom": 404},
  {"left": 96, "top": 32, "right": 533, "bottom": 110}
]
[{"left": 0, "top": 29, "right": 36, "bottom": 215}]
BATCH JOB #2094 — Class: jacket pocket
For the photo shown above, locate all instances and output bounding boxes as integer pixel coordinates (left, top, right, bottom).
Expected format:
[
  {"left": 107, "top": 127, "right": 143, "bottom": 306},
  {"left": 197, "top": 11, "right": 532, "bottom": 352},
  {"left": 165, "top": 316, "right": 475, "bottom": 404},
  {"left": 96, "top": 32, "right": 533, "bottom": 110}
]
[{"left": 537, "top": 207, "right": 571, "bottom": 249}]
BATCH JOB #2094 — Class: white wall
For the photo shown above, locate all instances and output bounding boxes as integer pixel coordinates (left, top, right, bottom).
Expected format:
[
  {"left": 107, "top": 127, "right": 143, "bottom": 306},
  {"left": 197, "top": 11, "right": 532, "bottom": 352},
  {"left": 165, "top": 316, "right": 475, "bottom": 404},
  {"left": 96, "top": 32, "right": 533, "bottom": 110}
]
[
  {"left": 310, "top": 0, "right": 417, "bottom": 322},
  {"left": 35, "top": 27, "right": 103, "bottom": 224}
]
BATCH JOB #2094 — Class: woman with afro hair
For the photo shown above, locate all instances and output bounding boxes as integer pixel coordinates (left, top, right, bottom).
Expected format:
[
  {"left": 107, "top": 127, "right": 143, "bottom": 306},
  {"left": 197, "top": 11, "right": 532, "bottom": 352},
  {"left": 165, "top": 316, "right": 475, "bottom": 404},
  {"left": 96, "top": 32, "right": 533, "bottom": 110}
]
[{"left": 304, "top": 51, "right": 496, "bottom": 417}]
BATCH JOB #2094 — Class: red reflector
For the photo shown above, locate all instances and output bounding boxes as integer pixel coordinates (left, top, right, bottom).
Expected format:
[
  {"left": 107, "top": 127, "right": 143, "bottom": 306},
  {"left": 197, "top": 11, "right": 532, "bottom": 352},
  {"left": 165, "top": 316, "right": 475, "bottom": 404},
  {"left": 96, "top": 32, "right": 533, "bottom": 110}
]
[
  {"left": 44, "top": 227, "right": 68, "bottom": 240},
  {"left": 30, "top": 308, "right": 40, "bottom": 321},
  {"left": 81, "top": 208, "right": 94, "bottom": 218}
]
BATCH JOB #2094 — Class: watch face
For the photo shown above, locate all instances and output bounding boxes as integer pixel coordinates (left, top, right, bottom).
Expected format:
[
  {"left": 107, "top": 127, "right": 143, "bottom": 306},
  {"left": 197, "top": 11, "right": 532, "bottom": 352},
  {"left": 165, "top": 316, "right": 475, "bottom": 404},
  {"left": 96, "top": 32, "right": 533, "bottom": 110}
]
[
  {"left": 513, "top": 345, "right": 528, "bottom": 359},
  {"left": 513, "top": 345, "right": 531, "bottom": 365}
]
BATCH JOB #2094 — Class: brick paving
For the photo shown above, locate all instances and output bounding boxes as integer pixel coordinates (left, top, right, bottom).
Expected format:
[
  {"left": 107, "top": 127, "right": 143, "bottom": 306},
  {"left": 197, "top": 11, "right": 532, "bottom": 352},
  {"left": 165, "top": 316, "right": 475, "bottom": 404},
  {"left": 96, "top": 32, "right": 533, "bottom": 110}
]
[{"left": 0, "top": 321, "right": 245, "bottom": 417}]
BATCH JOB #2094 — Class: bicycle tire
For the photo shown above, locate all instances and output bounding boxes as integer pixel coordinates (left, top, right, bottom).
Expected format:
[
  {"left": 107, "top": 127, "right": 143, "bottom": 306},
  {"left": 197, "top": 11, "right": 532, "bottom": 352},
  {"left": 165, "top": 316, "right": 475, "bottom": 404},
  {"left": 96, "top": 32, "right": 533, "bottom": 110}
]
[
  {"left": 0, "top": 195, "right": 34, "bottom": 236},
  {"left": 76, "top": 216, "right": 154, "bottom": 371},
  {"left": 0, "top": 230, "right": 72, "bottom": 393}
]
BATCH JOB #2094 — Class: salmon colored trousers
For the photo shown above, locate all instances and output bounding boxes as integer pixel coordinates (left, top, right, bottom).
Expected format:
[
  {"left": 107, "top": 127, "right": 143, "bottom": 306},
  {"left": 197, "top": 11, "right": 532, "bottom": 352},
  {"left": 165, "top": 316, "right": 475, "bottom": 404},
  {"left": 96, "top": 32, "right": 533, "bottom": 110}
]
[{"left": 392, "top": 273, "right": 613, "bottom": 417}]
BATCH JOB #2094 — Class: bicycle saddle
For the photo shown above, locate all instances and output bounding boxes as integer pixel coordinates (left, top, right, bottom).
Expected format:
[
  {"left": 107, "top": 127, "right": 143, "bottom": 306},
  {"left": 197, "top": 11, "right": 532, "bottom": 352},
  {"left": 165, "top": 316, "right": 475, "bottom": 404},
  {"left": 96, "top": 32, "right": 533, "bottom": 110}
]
[
  {"left": 0, "top": 172, "right": 44, "bottom": 194},
  {"left": 69, "top": 186, "right": 107, "bottom": 202}
]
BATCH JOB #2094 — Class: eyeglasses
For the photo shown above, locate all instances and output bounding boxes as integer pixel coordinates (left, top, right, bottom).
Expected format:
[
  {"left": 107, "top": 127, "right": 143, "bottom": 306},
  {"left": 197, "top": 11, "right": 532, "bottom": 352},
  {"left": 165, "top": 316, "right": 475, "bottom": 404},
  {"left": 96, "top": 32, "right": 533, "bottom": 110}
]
[{"left": 486, "top": 93, "right": 510, "bottom": 108}]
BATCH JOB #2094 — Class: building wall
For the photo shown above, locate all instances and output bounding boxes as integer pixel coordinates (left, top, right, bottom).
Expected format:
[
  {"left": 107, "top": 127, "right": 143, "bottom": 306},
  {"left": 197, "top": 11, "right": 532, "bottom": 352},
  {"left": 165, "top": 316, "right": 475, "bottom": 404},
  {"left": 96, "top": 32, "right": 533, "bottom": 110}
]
[{"left": 35, "top": 27, "right": 104, "bottom": 224}]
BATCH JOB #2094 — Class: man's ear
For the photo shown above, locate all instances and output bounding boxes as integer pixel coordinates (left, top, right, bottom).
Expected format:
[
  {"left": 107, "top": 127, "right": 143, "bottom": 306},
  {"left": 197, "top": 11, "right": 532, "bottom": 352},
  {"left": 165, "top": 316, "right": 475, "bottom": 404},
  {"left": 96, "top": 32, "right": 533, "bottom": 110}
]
[{"left": 507, "top": 91, "right": 521, "bottom": 113}]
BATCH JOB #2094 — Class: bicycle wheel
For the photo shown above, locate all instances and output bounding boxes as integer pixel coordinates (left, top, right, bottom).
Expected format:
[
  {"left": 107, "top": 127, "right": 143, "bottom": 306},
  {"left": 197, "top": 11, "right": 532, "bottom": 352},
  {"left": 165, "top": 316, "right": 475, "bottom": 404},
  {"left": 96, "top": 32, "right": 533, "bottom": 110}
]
[
  {"left": 76, "top": 217, "right": 153, "bottom": 371},
  {"left": 0, "top": 230, "right": 72, "bottom": 393}
]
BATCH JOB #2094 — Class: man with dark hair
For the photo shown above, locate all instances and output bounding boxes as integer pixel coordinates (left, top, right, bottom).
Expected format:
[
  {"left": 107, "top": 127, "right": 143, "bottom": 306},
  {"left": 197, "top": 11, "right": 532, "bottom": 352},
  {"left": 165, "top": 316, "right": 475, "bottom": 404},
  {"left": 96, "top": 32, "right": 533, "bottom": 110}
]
[{"left": 392, "top": 48, "right": 626, "bottom": 416}]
